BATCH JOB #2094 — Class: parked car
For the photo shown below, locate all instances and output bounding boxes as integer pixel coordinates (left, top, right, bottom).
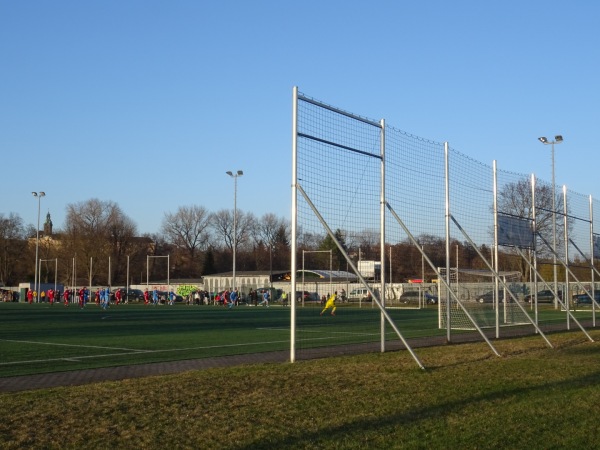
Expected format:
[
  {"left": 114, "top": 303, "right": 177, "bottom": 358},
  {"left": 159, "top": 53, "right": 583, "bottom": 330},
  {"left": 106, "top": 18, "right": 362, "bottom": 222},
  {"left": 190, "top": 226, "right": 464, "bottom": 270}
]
[
  {"left": 571, "top": 291, "right": 600, "bottom": 306},
  {"left": 400, "top": 290, "right": 421, "bottom": 304},
  {"left": 348, "top": 288, "right": 373, "bottom": 302},
  {"left": 399, "top": 290, "right": 437, "bottom": 305},
  {"left": 424, "top": 292, "right": 438, "bottom": 305},
  {"left": 475, "top": 291, "right": 505, "bottom": 303},
  {"left": 111, "top": 288, "right": 144, "bottom": 302},
  {"left": 524, "top": 290, "right": 562, "bottom": 303},
  {"left": 295, "top": 291, "right": 319, "bottom": 302}
]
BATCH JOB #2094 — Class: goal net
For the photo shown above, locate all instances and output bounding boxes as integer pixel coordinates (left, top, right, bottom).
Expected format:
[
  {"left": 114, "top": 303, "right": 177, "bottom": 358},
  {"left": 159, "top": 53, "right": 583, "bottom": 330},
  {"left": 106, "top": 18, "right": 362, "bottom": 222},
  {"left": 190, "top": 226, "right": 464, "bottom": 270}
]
[{"left": 438, "top": 268, "right": 529, "bottom": 330}]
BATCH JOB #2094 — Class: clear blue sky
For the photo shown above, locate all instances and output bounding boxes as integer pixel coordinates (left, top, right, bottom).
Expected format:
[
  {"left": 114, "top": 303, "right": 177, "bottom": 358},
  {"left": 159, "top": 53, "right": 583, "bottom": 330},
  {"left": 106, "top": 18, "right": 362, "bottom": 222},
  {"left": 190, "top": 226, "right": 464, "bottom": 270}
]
[{"left": 2, "top": 1, "right": 599, "bottom": 235}]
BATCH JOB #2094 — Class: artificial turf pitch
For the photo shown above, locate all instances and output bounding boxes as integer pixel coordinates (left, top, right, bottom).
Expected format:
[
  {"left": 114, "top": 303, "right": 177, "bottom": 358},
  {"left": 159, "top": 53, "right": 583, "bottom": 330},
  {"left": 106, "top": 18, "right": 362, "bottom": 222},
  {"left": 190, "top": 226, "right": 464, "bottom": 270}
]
[
  {"left": 1, "top": 301, "right": 590, "bottom": 378},
  {"left": 0, "top": 302, "right": 442, "bottom": 378}
]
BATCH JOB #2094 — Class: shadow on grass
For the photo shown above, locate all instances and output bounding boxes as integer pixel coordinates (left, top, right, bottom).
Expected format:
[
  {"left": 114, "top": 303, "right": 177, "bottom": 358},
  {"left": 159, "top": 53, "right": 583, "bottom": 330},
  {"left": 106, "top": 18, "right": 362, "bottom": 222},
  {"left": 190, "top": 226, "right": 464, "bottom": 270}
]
[{"left": 236, "top": 370, "right": 600, "bottom": 449}]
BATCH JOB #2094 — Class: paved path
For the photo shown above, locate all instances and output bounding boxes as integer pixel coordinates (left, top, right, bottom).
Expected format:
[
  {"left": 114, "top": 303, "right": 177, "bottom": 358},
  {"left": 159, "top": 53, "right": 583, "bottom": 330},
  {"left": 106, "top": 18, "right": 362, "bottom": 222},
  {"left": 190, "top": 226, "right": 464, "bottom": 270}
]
[{"left": 0, "top": 351, "right": 290, "bottom": 393}]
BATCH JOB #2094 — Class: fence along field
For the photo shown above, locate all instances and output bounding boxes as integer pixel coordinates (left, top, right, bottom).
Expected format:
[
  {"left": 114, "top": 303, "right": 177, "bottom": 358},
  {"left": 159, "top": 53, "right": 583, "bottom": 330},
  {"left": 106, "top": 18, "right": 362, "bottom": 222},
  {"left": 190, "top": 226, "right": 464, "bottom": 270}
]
[{"left": 291, "top": 87, "right": 600, "bottom": 368}]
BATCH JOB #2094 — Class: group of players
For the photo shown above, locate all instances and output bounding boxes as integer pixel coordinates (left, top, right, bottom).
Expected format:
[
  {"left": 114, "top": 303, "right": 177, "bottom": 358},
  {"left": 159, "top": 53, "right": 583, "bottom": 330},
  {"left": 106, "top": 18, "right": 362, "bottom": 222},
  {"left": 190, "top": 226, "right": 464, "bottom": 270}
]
[
  {"left": 142, "top": 289, "right": 177, "bottom": 306},
  {"left": 26, "top": 287, "right": 91, "bottom": 308},
  {"left": 24, "top": 287, "right": 340, "bottom": 315},
  {"left": 213, "top": 288, "right": 271, "bottom": 308}
]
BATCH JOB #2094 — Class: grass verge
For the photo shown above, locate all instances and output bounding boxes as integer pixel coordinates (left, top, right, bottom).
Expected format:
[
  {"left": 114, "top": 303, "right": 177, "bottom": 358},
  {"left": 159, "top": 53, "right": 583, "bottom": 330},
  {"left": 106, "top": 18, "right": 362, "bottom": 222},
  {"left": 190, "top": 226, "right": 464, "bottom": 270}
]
[{"left": 1, "top": 330, "right": 600, "bottom": 449}]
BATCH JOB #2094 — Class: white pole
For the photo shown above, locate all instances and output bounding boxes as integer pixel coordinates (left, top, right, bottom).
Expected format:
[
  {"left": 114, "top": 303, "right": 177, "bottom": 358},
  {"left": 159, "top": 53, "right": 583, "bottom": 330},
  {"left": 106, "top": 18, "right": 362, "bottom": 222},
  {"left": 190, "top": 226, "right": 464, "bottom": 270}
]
[
  {"left": 444, "top": 142, "right": 451, "bottom": 339},
  {"left": 291, "top": 86, "right": 298, "bottom": 362},
  {"left": 32, "top": 192, "right": 45, "bottom": 301},
  {"left": 233, "top": 177, "right": 237, "bottom": 291},
  {"left": 72, "top": 256, "right": 75, "bottom": 302},
  {"left": 226, "top": 170, "right": 243, "bottom": 291},
  {"left": 38, "top": 258, "right": 42, "bottom": 301},
  {"left": 380, "top": 118, "right": 386, "bottom": 352},
  {"left": 563, "top": 186, "right": 570, "bottom": 330},
  {"left": 552, "top": 141, "right": 557, "bottom": 309},
  {"left": 127, "top": 255, "right": 130, "bottom": 301}
]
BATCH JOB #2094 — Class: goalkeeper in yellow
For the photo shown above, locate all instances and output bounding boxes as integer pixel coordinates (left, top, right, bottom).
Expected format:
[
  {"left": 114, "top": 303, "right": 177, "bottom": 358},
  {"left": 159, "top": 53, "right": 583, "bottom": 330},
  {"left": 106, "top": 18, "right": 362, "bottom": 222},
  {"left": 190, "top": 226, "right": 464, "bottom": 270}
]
[{"left": 320, "top": 291, "right": 337, "bottom": 316}]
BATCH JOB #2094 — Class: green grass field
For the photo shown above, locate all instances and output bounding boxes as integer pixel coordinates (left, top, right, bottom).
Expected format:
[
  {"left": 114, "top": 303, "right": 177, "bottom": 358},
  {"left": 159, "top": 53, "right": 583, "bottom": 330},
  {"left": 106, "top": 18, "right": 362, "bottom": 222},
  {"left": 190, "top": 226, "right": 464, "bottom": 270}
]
[
  {"left": 0, "top": 302, "right": 440, "bottom": 377},
  {"left": 1, "top": 301, "right": 596, "bottom": 378}
]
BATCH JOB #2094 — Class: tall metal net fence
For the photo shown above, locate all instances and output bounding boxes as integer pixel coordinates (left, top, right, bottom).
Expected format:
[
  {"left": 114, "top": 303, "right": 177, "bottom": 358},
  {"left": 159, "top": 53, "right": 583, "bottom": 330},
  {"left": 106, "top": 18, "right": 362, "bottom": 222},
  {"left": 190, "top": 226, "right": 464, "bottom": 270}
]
[{"left": 292, "top": 88, "right": 598, "bottom": 365}]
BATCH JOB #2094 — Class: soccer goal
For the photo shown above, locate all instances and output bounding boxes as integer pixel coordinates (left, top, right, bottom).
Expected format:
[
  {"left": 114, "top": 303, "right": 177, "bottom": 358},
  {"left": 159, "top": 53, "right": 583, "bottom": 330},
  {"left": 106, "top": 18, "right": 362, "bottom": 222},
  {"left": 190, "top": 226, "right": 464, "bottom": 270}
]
[
  {"left": 146, "top": 255, "right": 171, "bottom": 300},
  {"left": 437, "top": 268, "right": 529, "bottom": 330}
]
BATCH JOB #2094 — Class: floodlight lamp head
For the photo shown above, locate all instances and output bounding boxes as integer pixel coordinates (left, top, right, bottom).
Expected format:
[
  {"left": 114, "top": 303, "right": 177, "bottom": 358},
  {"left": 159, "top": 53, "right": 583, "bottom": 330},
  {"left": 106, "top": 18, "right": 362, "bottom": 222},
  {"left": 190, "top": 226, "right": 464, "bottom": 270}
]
[
  {"left": 32, "top": 192, "right": 37, "bottom": 197},
  {"left": 555, "top": 135, "right": 563, "bottom": 142},
  {"left": 538, "top": 137, "right": 548, "bottom": 144},
  {"left": 226, "top": 171, "right": 233, "bottom": 177},
  {"left": 39, "top": 192, "right": 45, "bottom": 197},
  {"left": 237, "top": 170, "right": 244, "bottom": 176}
]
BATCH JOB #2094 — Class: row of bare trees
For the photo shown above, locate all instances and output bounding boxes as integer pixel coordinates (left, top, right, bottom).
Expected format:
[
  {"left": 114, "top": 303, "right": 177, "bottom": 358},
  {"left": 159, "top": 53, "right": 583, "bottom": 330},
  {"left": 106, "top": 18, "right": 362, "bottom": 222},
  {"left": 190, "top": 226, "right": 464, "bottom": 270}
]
[
  {"left": 0, "top": 181, "right": 589, "bottom": 287},
  {"left": 0, "top": 199, "right": 290, "bottom": 287}
]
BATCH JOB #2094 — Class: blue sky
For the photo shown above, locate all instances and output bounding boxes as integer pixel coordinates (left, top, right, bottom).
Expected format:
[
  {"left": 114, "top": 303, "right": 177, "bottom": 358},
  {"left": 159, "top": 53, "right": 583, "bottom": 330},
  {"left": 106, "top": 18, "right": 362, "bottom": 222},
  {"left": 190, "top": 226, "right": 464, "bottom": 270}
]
[{"left": 2, "top": 1, "right": 599, "bottom": 235}]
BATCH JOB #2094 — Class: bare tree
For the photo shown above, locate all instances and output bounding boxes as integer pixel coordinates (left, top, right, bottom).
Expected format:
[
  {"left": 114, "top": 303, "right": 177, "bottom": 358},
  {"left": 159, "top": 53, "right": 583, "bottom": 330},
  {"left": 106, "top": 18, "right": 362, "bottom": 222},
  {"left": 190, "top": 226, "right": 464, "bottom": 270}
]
[
  {"left": 211, "top": 209, "right": 255, "bottom": 252},
  {"left": 497, "top": 179, "right": 565, "bottom": 257},
  {"left": 496, "top": 179, "right": 573, "bottom": 280},
  {"left": 0, "top": 213, "right": 27, "bottom": 285},
  {"left": 161, "top": 206, "right": 212, "bottom": 276},
  {"left": 62, "top": 199, "right": 139, "bottom": 285},
  {"left": 253, "top": 213, "right": 290, "bottom": 270}
]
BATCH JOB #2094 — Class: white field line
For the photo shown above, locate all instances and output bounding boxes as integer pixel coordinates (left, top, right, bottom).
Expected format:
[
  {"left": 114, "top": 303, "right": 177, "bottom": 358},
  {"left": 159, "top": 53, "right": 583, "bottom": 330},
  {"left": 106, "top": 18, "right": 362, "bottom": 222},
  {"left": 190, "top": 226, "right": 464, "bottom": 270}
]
[
  {"left": 258, "top": 327, "right": 380, "bottom": 337},
  {"left": 0, "top": 337, "right": 289, "bottom": 366},
  {"left": 0, "top": 327, "right": 378, "bottom": 367},
  {"left": 1, "top": 339, "right": 146, "bottom": 352}
]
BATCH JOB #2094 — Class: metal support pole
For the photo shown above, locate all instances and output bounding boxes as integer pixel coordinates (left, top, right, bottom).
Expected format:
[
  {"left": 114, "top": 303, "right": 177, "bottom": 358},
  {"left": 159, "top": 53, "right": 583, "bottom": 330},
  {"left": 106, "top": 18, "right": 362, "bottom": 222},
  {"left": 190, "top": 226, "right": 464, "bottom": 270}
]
[
  {"left": 538, "top": 136, "right": 563, "bottom": 308},
  {"left": 32, "top": 192, "right": 45, "bottom": 302},
  {"left": 226, "top": 170, "right": 244, "bottom": 290}
]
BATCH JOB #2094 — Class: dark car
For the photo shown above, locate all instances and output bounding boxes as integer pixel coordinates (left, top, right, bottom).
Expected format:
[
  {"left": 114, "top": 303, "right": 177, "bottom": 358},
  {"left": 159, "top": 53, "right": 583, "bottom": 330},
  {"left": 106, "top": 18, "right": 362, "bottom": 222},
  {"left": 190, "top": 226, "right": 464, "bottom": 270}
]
[
  {"left": 295, "top": 291, "right": 319, "bottom": 302},
  {"left": 112, "top": 288, "right": 144, "bottom": 302},
  {"left": 475, "top": 291, "right": 505, "bottom": 303},
  {"left": 425, "top": 292, "right": 438, "bottom": 305},
  {"left": 400, "top": 291, "right": 437, "bottom": 305},
  {"left": 524, "top": 290, "right": 562, "bottom": 304},
  {"left": 400, "top": 291, "right": 422, "bottom": 304},
  {"left": 571, "top": 291, "right": 600, "bottom": 306}
]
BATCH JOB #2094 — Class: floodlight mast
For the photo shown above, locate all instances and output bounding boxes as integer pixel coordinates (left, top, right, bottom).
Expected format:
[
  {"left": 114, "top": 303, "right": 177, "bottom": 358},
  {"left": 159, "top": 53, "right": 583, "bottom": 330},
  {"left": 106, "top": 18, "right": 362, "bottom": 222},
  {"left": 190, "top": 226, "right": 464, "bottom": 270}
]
[
  {"left": 226, "top": 170, "right": 244, "bottom": 291},
  {"left": 538, "top": 135, "right": 563, "bottom": 307},
  {"left": 32, "top": 191, "right": 46, "bottom": 301}
]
